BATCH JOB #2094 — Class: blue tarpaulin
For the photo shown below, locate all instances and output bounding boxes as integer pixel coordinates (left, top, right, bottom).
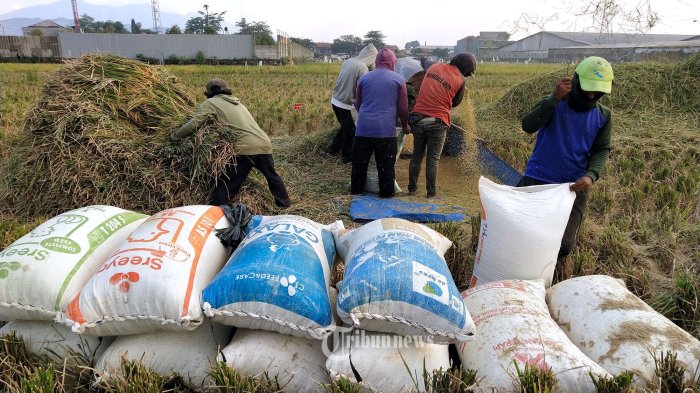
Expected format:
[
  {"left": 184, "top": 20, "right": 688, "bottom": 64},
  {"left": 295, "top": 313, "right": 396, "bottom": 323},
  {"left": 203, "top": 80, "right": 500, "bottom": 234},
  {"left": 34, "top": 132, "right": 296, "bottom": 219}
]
[
  {"left": 349, "top": 195, "right": 468, "bottom": 223},
  {"left": 349, "top": 133, "right": 522, "bottom": 223}
]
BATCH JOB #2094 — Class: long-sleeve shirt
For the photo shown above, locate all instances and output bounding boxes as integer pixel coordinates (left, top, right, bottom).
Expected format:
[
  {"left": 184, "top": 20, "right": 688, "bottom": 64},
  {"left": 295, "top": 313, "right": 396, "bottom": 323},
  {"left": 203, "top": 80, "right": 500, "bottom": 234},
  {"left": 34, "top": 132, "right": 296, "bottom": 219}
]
[
  {"left": 522, "top": 94, "right": 612, "bottom": 183},
  {"left": 171, "top": 95, "right": 272, "bottom": 155},
  {"left": 354, "top": 68, "right": 409, "bottom": 138}
]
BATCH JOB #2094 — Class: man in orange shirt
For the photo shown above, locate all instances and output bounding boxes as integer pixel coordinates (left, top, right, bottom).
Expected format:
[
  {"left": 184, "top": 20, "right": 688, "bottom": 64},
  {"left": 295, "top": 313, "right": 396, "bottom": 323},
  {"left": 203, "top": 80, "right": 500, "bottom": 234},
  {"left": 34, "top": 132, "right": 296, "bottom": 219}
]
[{"left": 408, "top": 53, "right": 476, "bottom": 198}]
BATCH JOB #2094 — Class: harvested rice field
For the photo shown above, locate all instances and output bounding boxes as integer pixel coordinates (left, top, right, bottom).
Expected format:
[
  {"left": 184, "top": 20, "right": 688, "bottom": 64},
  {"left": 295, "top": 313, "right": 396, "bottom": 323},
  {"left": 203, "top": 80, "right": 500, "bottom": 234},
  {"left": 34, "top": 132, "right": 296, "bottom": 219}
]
[{"left": 0, "top": 54, "right": 698, "bottom": 392}]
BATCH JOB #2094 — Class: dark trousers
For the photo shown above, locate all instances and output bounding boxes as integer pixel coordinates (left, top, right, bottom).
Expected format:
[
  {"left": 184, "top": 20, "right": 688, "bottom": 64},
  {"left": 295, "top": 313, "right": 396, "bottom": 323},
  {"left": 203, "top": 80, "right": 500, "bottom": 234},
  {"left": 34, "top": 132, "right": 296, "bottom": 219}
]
[
  {"left": 329, "top": 105, "right": 356, "bottom": 162},
  {"left": 351, "top": 136, "right": 397, "bottom": 198},
  {"left": 516, "top": 175, "right": 588, "bottom": 282},
  {"left": 408, "top": 121, "right": 448, "bottom": 197},
  {"left": 211, "top": 154, "right": 291, "bottom": 207}
]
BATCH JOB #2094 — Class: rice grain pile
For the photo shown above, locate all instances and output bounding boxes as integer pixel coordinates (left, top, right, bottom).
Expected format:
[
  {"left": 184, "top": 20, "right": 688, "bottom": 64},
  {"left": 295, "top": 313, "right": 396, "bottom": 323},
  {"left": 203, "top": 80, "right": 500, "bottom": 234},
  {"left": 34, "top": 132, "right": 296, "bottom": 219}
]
[{"left": 0, "top": 54, "right": 239, "bottom": 218}]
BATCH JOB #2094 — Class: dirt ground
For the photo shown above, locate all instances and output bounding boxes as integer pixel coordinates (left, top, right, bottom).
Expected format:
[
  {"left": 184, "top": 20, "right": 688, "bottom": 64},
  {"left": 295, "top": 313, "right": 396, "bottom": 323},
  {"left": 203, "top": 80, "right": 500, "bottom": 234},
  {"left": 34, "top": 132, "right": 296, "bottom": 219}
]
[{"left": 393, "top": 155, "right": 482, "bottom": 217}]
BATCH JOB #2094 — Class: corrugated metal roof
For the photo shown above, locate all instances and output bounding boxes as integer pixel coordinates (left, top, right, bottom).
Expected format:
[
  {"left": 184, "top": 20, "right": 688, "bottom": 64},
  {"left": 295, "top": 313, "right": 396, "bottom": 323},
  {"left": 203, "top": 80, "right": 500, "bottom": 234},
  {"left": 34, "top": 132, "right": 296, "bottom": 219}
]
[
  {"left": 557, "top": 40, "right": 700, "bottom": 49},
  {"left": 544, "top": 31, "right": 694, "bottom": 45},
  {"left": 27, "top": 20, "right": 65, "bottom": 28}
]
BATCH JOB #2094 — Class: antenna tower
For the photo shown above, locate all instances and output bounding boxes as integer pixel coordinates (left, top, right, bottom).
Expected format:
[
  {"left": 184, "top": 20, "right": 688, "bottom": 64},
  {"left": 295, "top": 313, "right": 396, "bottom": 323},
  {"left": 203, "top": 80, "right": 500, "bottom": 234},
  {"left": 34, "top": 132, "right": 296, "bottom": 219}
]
[
  {"left": 71, "top": 0, "right": 81, "bottom": 33},
  {"left": 151, "top": 0, "right": 162, "bottom": 33}
]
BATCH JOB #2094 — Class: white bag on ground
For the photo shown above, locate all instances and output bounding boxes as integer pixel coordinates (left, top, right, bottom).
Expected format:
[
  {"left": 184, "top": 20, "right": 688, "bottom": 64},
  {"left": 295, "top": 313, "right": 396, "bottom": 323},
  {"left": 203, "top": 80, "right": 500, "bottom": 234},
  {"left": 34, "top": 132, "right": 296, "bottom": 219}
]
[
  {"left": 95, "top": 318, "right": 232, "bottom": 389},
  {"left": 326, "top": 330, "right": 450, "bottom": 393},
  {"left": 470, "top": 177, "right": 575, "bottom": 288},
  {"left": 334, "top": 218, "right": 475, "bottom": 343},
  {"left": 202, "top": 215, "right": 341, "bottom": 339},
  {"left": 65, "top": 205, "right": 230, "bottom": 336},
  {"left": 0, "top": 206, "right": 146, "bottom": 321},
  {"left": 364, "top": 131, "right": 405, "bottom": 194},
  {"left": 0, "top": 320, "right": 112, "bottom": 362},
  {"left": 219, "top": 328, "right": 328, "bottom": 392},
  {"left": 458, "top": 279, "right": 608, "bottom": 392},
  {"left": 547, "top": 275, "right": 700, "bottom": 387}
]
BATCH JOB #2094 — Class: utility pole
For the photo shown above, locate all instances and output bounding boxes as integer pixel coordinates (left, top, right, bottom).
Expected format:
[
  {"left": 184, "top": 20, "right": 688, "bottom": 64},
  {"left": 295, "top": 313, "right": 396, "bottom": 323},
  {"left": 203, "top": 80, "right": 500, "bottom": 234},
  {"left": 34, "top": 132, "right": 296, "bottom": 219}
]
[
  {"left": 151, "top": 0, "right": 161, "bottom": 33},
  {"left": 203, "top": 4, "right": 210, "bottom": 30},
  {"left": 71, "top": 0, "right": 81, "bottom": 33}
]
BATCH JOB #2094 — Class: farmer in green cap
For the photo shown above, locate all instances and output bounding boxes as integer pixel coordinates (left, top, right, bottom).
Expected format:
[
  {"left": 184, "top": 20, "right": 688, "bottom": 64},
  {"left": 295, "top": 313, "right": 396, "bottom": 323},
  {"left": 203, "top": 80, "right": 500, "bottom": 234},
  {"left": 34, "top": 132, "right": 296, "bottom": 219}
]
[
  {"left": 171, "top": 78, "right": 291, "bottom": 208},
  {"left": 517, "top": 56, "right": 614, "bottom": 282}
]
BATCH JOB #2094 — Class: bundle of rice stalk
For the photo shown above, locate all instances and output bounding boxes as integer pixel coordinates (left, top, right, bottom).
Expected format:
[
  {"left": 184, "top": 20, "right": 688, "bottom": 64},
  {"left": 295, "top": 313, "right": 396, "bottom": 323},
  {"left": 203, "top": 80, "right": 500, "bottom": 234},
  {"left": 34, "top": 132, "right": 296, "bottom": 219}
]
[
  {"left": 481, "top": 54, "right": 700, "bottom": 122},
  {"left": 0, "top": 54, "right": 245, "bottom": 218}
]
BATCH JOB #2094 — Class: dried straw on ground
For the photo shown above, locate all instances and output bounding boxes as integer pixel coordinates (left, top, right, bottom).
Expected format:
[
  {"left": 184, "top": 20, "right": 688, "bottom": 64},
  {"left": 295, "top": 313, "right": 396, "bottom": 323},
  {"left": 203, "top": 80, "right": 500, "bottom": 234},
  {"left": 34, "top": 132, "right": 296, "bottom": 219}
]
[{"left": 0, "top": 54, "right": 239, "bottom": 218}]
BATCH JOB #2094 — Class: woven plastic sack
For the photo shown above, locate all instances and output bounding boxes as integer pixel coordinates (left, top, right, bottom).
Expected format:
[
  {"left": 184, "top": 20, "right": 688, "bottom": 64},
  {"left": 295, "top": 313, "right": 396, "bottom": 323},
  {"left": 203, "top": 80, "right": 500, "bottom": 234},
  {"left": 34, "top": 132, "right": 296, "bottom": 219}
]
[
  {"left": 470, "top": 177, "right": 575, "bottom": 288},
  {"left": 459, "top": 279, "right": 608, "bottom": 392},
  {"left": 334, "top": 218, "right": 475, "bottom": 343},
  {"left": 547, "top": 275, "right": 700, "bottom": 388},
  {"left": 0, "top": 320, "right": 112, "bottom": 362},
  {"left": 202, "top": 215, "right": 341, "bottom": 339},
  {"left": 0, "top": 205, "right": 146, "bottom": 321},
  {"left": 219, "top": 328, "right": 328, "bottom": 392},
  {"left": 65, "top": 205, "right": 230, "bottom": 336},
  {"left": 95, "top": 318, "right": 232, "bottom": 389},
  {"left": 326, "top": 330, "right": 450, "bottom": 392}
]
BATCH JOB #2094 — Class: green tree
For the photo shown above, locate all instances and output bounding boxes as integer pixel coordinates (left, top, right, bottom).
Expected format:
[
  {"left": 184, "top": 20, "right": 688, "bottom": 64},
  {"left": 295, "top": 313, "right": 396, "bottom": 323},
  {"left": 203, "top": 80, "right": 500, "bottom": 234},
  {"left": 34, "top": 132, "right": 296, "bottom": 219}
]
[
  {"left": 432, "top": 48, "right": 449, "bottom": 59},
  {"left": 363, "top": 30, "right": 386, "bottom": 49},
  {"left": 165, "top": 24, "right": 182, "bottom": 34},
  {"left": 236, "top": 20, "right": 274, "bottom": 44},
  {"left": 130, "top": 18, "right": 141, "bottom": 34},
  {"left": 291, "top": 37, "right": 314, "bottom": 48},
  {"left": 78, "top": 14, "right": 128, "bottom": 33},
  {"left": 331, "top": 35, "right": 363, "bottom": 55},
  {"left": 29, "top": 29, "right": 43, "bottom": 36},
  {"left": 198, "top": 4, "right": 226, "bottom": 34},
  {"left": 404, "top": 40, "right": 420, "bottom": 50}
]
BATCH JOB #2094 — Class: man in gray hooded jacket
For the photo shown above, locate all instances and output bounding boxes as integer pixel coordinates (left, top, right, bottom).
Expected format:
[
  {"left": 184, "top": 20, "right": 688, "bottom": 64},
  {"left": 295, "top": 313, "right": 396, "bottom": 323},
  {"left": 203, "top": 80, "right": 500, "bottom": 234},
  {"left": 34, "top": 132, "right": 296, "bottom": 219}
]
[{"left": 328, "top": 44, "right": 378, "bottom": 163}]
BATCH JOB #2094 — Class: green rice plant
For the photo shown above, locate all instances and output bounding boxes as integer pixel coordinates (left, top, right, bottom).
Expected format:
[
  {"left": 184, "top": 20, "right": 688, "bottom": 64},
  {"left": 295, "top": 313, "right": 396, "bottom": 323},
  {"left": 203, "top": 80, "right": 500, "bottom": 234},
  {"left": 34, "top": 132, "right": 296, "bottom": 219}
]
[
  {"left": 208, "top": 361, "right": 281, "bottom": 393},
  {"left": 20, "top": 363, "right": 55, "bottom": 393},
  {"left": 421, "top": 367, "right": 480, "bottom": 393},
  {"left": 651, "top": 351, "right": 687, "bottom": 393},
  {"left": 402, "top": 355, "right": 479, "bottom": 393},
  {"left": 322, "top": 377, "right": 361, "bottom": 393},
  {"left": 430, "top": 221, "right": 475, "bottom": 291},
  {"left": 513, "top": 360, "right": 557, "bottom": 393},
  {"left": 588, "top": 370, "right": 635, "bottom": 393},
  {"left": 571, "top": 247, "right": 598, "bottom": 277},
  {"left": 649, "top": 270, "right": 700, "bottom": 339},
  {"left": 95, "top": 357, "right": 197, "bottom": 393}
]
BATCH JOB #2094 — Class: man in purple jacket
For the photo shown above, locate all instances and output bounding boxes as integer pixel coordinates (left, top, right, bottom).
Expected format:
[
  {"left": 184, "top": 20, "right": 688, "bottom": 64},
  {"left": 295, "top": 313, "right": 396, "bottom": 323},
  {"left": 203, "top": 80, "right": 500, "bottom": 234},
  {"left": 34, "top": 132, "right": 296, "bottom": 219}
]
[{"left": 351, "top": 48, "right": 410, "bottom": 198}]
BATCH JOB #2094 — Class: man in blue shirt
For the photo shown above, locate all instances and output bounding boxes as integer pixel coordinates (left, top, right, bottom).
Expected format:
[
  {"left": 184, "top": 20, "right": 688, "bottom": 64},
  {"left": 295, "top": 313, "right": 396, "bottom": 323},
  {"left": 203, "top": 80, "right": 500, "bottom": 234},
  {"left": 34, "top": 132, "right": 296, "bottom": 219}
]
[{"left": 518, "top": 56, "right": 614, "bottom": 282}]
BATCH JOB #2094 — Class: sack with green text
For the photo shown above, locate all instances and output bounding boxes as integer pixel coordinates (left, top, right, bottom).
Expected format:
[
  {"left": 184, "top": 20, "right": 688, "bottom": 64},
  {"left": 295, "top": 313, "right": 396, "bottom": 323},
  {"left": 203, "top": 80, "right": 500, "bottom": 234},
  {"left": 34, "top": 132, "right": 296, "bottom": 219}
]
[{"left": 0, "top": 206, "right": 147, "bottom": 321}]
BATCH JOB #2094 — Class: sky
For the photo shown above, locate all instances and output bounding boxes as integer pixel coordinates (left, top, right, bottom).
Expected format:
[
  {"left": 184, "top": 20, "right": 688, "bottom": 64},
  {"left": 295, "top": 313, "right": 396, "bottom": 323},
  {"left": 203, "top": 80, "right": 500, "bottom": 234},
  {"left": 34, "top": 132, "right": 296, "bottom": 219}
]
[{"left": 3, "top": 0, "right": 699, "bottom": 45}]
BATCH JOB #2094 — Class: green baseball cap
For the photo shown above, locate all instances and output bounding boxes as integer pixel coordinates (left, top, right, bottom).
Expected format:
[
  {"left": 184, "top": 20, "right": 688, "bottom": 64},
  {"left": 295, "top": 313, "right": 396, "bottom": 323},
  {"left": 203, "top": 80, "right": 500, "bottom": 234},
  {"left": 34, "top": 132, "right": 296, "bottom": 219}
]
[{"left": 575, "top": 56, "right": 614, "bottom": 94}]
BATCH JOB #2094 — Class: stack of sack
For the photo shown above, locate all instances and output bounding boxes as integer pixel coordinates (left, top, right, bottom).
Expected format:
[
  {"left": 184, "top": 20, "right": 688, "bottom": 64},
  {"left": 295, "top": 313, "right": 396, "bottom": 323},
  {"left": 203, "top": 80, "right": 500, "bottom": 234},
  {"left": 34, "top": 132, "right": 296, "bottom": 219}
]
[
  {"left": 465, "top": 176, "right": 700, "bottom": 390},
  {"left": 62, "top": 204, "right": 234, "bottom": 388},
  {"left": 328, "top": 218, "right": 476, "bottom": 392},
  {"left": 458, "top": 279, "right": 608, "bottom": 392},
  {"left": 202, "top": 214, "right": 343, "bottom": 392},
  {"left": 0, "top": 206, "right": 147, "bottom": 363},
  {"left": 547, "top": 275, "right": 700, "bottom": 389}
]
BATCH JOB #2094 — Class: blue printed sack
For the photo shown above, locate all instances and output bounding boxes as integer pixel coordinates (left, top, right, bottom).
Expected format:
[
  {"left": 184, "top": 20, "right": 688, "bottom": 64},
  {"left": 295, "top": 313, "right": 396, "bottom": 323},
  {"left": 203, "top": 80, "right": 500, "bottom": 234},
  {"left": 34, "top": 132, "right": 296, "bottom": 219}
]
[
  {"left": 334, "top": 218, "right": 475, "bottom": 343},
  {"left": 202, "top": 215, "right": 341, "bottom": 339}
]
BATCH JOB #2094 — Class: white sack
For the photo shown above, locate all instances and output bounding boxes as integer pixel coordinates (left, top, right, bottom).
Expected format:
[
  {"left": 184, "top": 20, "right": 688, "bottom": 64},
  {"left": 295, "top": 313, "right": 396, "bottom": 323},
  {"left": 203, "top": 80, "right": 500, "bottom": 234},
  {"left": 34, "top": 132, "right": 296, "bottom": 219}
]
[
  {"left": 471, "top": 177, "right": 575, "bottom": 287},
  {"left": 66, "top": 205, "right": 230, "bottom": 336},
  {"left": 547, "top": 275, "right": 700, "bottom": 387},
  {"left": 0, "top": 206, "right": 146, "bottom": 321},
  {"left": 458, "top": 280, "right": 609, "bottom": 392},
  {"left": 219, "top": 328, "right": 328, "bottom": 392}
]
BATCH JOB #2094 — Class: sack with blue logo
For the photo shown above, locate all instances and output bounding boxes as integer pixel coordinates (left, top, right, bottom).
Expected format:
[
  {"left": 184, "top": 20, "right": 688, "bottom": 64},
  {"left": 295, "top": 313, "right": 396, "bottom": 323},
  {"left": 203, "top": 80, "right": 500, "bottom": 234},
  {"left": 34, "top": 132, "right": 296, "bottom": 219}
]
[
  {"left": 334, "top": 218, "right": 475, "bottom": 343},
  {"left": 202, "top": 215, "right": 341, "bottom": 340}
]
